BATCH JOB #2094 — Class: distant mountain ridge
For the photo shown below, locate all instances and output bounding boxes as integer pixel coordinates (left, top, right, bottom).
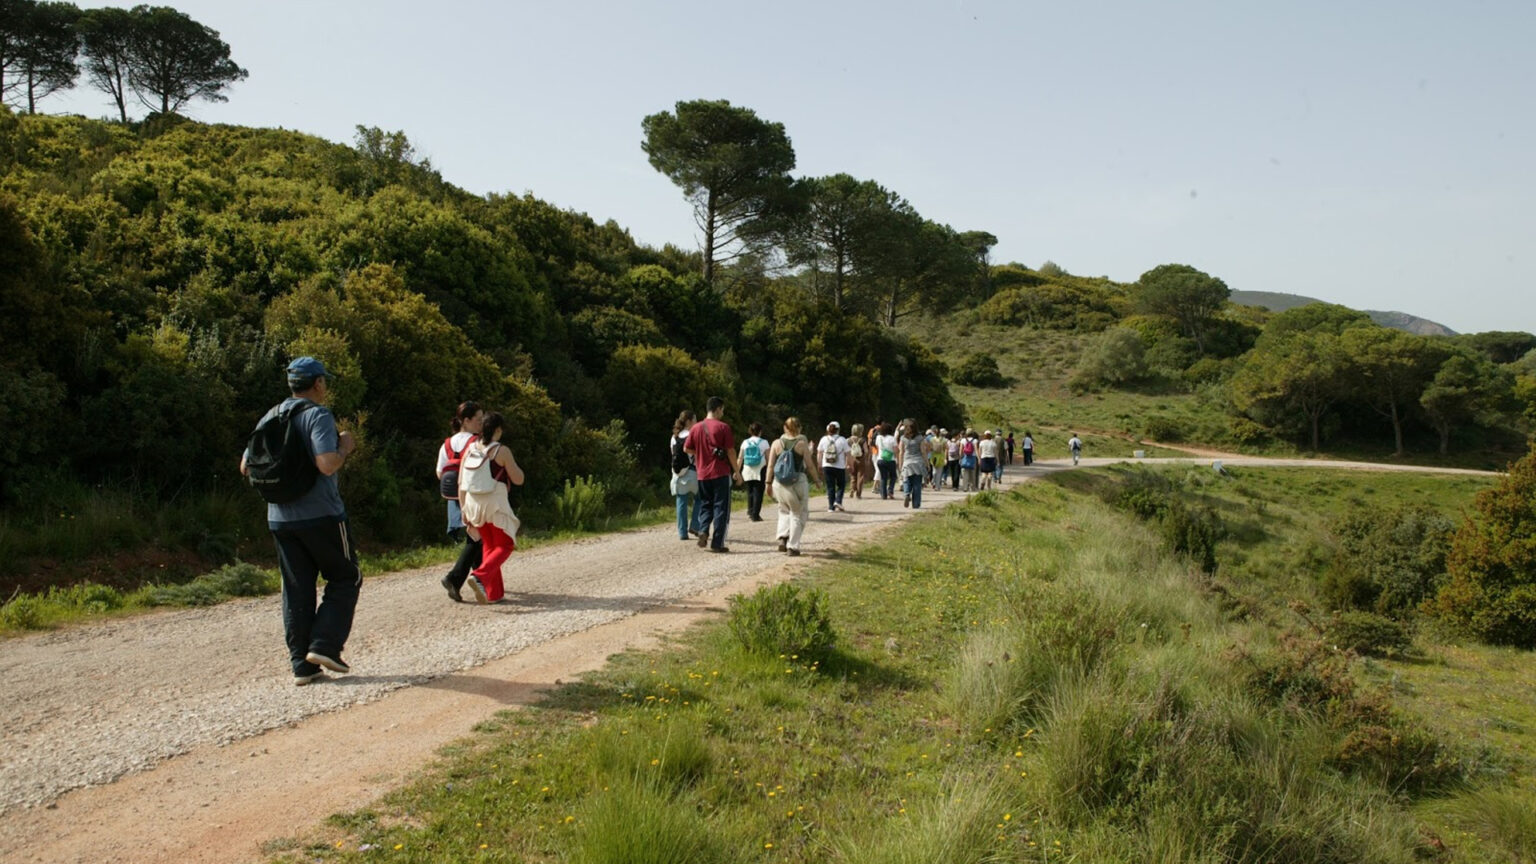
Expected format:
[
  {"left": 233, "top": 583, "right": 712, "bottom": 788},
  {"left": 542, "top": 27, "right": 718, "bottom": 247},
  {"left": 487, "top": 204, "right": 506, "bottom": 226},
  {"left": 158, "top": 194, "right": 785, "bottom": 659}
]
[{"left": 1228, "top": 291, "right": 1456, "bottom": 336}]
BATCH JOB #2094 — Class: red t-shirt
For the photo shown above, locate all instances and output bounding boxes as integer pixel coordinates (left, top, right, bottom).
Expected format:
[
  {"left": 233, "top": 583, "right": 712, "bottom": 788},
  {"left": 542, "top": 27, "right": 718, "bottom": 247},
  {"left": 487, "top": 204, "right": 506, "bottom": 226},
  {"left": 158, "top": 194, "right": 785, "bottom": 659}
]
[{"left": 686, "top": 417, "right": 736, "bottom": 481}]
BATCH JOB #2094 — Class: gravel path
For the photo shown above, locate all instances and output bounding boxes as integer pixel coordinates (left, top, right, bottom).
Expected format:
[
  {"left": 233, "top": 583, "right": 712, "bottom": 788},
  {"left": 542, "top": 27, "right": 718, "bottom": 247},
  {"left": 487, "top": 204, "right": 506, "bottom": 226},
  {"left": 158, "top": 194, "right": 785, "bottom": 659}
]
[
  {"left": 0, "top": 477, "right": 991, "bottom": 813},
  {"left": 0, "top": 455, "right": 1498, "bottom": 862}
]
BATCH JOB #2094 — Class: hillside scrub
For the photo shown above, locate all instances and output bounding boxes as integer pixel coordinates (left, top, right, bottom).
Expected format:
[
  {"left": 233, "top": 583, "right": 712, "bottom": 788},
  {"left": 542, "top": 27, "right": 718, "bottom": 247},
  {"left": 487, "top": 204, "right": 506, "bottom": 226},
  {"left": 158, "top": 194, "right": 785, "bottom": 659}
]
[
  {"left": 0, "top": 110, "right": 963, "bottom": 596},
  {"left": 913, "top": 279, "right": 1529, "bottom": 464},
  {"left": 277, "top": 476, "right": 1532, "bottom": 864},
  {"left": 1431, "top": 447, "right": 1536, "bottom": 647},
  {"left": 1323, "top": 505, "right": 1455, "bottom": 617}
]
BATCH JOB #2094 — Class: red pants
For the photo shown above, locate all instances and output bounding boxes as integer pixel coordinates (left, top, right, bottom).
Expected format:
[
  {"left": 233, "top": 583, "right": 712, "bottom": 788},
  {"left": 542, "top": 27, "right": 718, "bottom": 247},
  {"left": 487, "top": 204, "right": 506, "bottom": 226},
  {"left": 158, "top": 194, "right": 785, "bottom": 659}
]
[{"left": 473, "top": 522, "right": 515, "bottom": 601}]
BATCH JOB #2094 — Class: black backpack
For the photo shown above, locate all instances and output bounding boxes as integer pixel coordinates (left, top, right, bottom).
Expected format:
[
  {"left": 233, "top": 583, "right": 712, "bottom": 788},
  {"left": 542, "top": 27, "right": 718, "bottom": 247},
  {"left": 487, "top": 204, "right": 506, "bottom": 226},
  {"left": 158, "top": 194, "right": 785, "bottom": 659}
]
[
  {"left": 670, "top": 433, "right": 692, "bottom": 473},
  {"left": 245, "top": 400, "right": 319, "bottom": 503},
  {"left": 438, "top": 434, "right": 477, "bottom": 499}
]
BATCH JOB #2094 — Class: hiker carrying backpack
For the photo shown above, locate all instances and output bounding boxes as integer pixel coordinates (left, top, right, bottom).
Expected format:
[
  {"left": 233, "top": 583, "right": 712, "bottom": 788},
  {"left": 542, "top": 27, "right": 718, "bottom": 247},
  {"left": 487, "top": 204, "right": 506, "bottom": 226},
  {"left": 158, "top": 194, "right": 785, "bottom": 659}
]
[
  {"left": 742, "top": 438, "right": 764, "bottom": 468},
  {"left": 438, "top": 433, "right": 478, "bottom": 499},
  {"left": 670, "top": 433, "right": 693, "bottom": 474},
  {"left": 245, "top": 399, "right": 319, "bottom": 503},
  {"left": 773, "top": 436, "right": 804, "bottom": 483}
]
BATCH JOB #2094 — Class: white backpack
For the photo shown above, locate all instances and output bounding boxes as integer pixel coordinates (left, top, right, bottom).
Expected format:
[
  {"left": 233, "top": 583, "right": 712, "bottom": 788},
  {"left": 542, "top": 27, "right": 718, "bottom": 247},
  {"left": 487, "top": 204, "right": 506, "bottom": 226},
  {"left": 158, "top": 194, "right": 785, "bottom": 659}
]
[{"left": 459, "top": 443, "right": 500, "bottom": 495}]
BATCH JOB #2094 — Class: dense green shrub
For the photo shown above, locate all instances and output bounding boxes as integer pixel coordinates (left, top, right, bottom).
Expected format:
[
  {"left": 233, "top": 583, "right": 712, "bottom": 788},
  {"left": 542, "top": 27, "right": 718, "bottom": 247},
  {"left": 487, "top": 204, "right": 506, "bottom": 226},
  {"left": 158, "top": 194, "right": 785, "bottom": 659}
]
[
  {"left": 950, "top": 352, "right": 1004, "bottom": 387},
  {"left": 1431, "top": 447, "right": 1536, "bottom": 647},
  {"left": 1068, "top": 327, "right": 1146, "bottom": 392},
  {"left": 54, "top": 582, "right": 126, "bottom": 613},
  {"left": 146, "top": 561, "right": 276, "bottom": 607},
  {"left": 1325, "top": 610, "right": 1412, "bottom": 656},
  {"left": 1142, "top": 332, "right": 1198, "bottom": 375},
  {"left": 1142, "top": 414, "right": 1187, "bottom": 443},
  {"left": 1234, "top": 631, "right": 1462, "bottom": 793},
  {"left": 600, "top": 344, "right": 717, "bottom": 472},
  {"left": 550, "top": 419, "right": 645, "bottom": 512},
  {"left": 1182, "top": 355, "right": 1231, "bottom": 386},
  {"left": 1110, "top": 468, "right": 1176, "bottom": 520},
  {"left": 726, "top": 582, "right": 836, "bottom": 661},
  {"left": 976, "top": 277, "right": 1123, "bottom": 331},
  {"left": 1104, "top": 469, "right": 1222, "bottom": 572},
  {"left": 1161, "top": 501, "right": 1223, "bottom": 574},
  {"left": 1322, "top": 505, "right": 1453, "bottom": 615},
  {"left": 0, "top": 593, "right": 46, "bottom": 629}
]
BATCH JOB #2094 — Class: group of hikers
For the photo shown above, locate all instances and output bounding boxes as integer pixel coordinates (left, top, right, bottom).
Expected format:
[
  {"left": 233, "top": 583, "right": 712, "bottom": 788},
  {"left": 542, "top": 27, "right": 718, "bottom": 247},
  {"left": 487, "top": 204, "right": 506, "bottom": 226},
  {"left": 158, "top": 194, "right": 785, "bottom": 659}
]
[
  {"left": 663, "top": 405, "right": 1079, "bottom": 557},
  {"left": 241, "top": 357, "right": 1087, "bottom": 685}
]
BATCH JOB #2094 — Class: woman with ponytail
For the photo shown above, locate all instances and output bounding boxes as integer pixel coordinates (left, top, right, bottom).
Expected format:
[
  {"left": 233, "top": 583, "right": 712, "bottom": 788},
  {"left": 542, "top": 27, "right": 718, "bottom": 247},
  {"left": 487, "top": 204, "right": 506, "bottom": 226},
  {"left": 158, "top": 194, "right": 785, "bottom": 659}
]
[{"left": 436, "top": 401, "right": 483, "bottom": 601}]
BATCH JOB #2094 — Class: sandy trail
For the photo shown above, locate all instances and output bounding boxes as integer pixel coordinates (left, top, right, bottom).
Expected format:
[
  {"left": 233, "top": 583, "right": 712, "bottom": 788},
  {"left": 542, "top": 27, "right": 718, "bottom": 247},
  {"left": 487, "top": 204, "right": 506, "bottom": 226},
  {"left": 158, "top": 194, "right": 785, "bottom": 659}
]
[{"left": 0, "top": 456, "right": 1494, "bottom": 863}]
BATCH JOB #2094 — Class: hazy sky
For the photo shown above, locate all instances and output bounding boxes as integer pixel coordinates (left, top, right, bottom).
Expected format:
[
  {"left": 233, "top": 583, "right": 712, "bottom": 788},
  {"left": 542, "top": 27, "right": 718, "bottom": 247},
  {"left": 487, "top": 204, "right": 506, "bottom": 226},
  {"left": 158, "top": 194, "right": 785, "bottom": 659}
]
[{"left": 49, "top": 0, "right": 1535, "bottom": 335}]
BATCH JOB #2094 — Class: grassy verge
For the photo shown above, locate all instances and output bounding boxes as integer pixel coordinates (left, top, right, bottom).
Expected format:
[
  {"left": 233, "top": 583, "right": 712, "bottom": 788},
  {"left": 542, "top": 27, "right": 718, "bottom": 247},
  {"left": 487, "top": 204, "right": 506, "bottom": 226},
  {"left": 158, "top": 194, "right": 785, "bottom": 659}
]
[{"left": 267, "top": 470, "right": 1533, "bottom": 864}]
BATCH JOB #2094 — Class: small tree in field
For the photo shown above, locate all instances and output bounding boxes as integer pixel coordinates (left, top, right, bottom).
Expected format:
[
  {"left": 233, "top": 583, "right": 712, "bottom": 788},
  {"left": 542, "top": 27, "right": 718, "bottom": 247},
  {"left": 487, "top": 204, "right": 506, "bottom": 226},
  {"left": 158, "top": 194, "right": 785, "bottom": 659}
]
[{"left": 1429, "top": 447, "right": 1536, "bottom": 647}]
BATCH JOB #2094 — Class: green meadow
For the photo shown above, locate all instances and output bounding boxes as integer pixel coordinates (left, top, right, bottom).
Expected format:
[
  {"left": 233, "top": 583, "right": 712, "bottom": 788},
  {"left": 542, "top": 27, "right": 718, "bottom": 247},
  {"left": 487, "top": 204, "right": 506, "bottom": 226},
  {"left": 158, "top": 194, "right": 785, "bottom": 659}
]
[{"left": 267, "top": 467, "right": 1535, "bottom": 864}]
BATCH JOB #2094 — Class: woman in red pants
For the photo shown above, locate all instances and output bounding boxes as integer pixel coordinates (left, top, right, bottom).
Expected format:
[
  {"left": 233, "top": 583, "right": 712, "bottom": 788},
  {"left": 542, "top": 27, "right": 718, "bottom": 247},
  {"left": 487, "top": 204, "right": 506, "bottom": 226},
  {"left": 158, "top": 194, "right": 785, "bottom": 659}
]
[{"left": 458, "top": 412, "right": 525, "bottom": 603}]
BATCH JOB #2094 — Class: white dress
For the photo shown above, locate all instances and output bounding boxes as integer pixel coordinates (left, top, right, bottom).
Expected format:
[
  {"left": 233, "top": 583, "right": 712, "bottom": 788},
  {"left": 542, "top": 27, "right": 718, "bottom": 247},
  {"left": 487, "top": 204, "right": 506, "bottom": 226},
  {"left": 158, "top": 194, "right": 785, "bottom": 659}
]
[{"left": 460, "top": 441, "right": 521, "bottom": 537}]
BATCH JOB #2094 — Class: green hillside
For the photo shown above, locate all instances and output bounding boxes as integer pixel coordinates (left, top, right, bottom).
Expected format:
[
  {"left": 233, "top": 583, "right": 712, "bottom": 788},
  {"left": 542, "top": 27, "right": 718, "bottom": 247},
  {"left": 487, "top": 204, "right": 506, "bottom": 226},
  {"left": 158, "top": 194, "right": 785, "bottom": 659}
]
[
  {"left": 0, "top": 109, "right": 961, "bottom": 594},
  {"left": 907, "top": 267, "right": 1530, "bottom": 468}
]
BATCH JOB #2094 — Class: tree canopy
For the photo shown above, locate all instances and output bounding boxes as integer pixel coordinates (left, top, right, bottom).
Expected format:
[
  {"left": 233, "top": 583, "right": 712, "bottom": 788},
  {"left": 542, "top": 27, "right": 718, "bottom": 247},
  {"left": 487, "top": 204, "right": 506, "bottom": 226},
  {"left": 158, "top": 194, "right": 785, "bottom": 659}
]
[
  {"left": 77, "top": 5, "right": 135, "bottom": 121},
  {"left": 641, "top": 99, "right": 795, "bottom": 285},
  {"left": 121, "top": 4, "right": 245, "bottom": 115},
  {"left": 9, "top": 0, "right": 79, "bottom": 114},
  {"left": 1, "top": 2, "right": 244, "bottom": 120},
  {"left": 1135, "top": 263, "right": 1230, "bottom": 355}
]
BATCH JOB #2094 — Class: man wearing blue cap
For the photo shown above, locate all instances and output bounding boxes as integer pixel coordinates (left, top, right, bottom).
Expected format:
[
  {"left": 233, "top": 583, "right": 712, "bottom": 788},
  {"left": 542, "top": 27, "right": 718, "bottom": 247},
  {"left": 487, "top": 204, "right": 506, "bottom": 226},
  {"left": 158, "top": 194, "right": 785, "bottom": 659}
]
[{"left": 240, "top": 356, "right": 360, "bottom": 685}]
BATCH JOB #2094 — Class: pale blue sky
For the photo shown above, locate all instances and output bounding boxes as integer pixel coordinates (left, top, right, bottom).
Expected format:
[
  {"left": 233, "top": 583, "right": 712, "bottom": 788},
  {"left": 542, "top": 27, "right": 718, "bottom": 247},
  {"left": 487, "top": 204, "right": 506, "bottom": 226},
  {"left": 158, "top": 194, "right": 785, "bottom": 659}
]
[{"left": 50, "top": 0, "right": 1535, "bottom": 335}]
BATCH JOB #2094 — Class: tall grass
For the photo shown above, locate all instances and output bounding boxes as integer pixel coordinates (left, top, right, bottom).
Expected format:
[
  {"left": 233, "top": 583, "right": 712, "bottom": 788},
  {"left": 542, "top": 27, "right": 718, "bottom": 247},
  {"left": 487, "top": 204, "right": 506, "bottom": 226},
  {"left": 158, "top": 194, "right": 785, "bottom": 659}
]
[
  {"left": 589, "top": 711, "right": 713, "bottom": 792},
  {"left": 271, "top": 475, "right": 1508, "bottom": 864},
  {"left": 833, "top": 773, "right": 1013, "bottom": 864},
  {"left": 572, "top": 779, "right": 729, "bottom": 864},
  {"left": 1440, "top": 788, "right": 1536, "bottom": 862}
]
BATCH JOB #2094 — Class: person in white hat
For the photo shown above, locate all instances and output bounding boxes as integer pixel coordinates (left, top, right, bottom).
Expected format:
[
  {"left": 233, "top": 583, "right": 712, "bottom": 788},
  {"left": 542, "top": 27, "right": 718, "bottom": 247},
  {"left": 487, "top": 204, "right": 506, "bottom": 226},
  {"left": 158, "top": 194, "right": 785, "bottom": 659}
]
[
  {"left": 978, "top": 429, "right": 999, "bottom": 489},
  {"left": 817, "top": 421, "right": 849, "bottom": 512}
]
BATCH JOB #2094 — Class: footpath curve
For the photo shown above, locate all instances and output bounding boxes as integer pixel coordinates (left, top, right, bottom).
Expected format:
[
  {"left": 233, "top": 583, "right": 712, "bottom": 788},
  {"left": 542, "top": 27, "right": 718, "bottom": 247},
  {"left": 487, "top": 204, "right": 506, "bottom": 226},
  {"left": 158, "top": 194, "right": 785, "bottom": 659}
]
[{"left": 0, "top": 455, "right": 1497, "bottom": 863}]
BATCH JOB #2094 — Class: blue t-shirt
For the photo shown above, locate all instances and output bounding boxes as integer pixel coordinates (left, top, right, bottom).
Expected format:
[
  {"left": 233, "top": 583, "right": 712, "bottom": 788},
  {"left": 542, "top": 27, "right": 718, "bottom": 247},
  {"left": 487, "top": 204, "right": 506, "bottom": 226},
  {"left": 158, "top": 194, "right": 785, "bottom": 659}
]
[{"left": 245, "top": 397, "right": 347, "bottom": 527}]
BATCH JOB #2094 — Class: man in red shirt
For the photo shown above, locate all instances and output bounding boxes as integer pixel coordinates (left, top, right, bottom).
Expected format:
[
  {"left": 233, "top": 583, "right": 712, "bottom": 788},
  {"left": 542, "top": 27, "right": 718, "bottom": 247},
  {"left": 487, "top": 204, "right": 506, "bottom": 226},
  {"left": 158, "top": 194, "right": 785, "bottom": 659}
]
[{"left": 684, "top": 396, "right": 741, "bottom": 552}]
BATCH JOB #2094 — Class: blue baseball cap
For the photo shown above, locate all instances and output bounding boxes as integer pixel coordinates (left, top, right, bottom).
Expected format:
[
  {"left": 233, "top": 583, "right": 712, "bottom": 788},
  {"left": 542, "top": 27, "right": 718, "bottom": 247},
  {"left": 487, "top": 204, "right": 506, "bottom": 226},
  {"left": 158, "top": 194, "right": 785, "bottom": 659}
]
[{"left": 286, "top": 356, "right": 328, "bottom": 384}]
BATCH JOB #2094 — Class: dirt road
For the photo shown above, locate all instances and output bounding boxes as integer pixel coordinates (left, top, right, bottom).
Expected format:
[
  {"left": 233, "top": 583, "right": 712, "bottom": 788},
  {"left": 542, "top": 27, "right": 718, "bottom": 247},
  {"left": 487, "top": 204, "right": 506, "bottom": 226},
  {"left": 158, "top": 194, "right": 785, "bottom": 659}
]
[{"left": 0, "top": 456, "right": 1495, "bottom": 863}]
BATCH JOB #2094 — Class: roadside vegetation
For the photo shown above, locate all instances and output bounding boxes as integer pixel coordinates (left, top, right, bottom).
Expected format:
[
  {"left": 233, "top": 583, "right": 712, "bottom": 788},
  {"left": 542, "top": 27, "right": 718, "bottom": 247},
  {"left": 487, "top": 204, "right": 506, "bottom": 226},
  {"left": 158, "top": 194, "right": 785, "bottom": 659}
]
[{"left": 266, "top": 467, "right": 1535, "bottom": 864}]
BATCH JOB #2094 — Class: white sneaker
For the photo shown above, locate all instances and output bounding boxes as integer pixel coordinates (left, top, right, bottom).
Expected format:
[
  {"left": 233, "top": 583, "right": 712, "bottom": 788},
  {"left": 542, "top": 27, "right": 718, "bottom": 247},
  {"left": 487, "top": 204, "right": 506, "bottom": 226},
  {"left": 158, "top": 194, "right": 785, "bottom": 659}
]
[
  {"left": 305, "top": 651, "right": 350, "bottom": 674},
  {"left": 466, "top": 576, "right": 489, "bottom": 604}
]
